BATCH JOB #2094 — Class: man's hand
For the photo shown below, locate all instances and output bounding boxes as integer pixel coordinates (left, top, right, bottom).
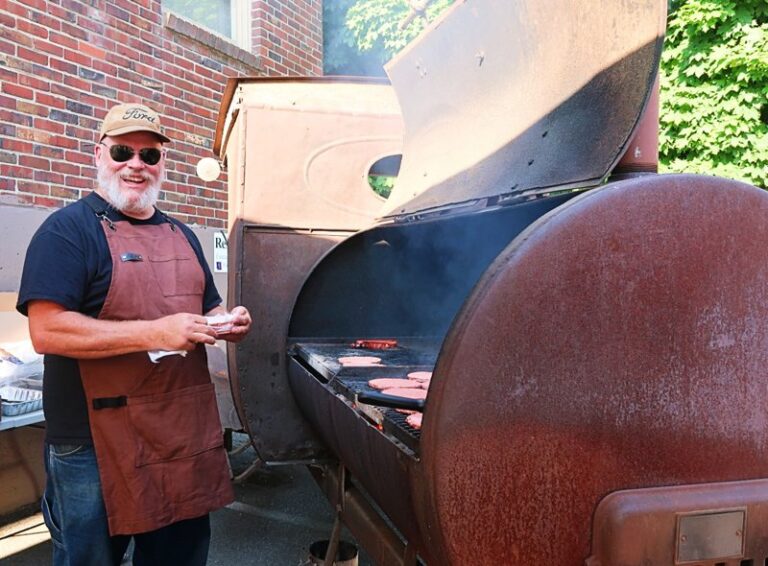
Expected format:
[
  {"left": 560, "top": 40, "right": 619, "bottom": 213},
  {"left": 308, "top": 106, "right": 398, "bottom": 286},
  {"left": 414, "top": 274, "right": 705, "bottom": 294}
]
[
  {"left": 204, "top": 305, "right": 252, "bottom": 343},
  {"left": 153, "top": 312, "right": 218, "bottom": 351}
]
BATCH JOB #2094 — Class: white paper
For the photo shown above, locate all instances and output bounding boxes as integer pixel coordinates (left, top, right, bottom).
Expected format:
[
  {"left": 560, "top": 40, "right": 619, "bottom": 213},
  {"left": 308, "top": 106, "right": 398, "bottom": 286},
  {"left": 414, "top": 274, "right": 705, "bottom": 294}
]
[{"left": 147, "top": 350, "right": 188, "bottom": 363}]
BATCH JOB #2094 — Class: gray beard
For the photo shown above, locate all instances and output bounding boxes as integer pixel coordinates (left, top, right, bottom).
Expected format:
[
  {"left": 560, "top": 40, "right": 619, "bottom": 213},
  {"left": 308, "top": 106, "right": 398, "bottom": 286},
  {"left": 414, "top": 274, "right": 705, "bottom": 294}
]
[{"left": 96, "top": 162, "right": 162, "bottom": 214}]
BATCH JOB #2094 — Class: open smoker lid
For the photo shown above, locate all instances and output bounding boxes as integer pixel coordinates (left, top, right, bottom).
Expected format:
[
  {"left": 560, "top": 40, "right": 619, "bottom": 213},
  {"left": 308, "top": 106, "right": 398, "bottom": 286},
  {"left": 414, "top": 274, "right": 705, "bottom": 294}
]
[{"left": 380, "top": 0, "right": 667, "bottom": 219}]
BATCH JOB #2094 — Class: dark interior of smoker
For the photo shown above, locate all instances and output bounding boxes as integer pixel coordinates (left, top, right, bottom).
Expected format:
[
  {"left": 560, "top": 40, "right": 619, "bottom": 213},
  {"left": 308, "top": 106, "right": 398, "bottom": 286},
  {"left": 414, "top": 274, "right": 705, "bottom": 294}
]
[
  {"left": 287, "top": 191, "right": 578, "bottom": 450},
  {"left": 289, "top": 191, "right": 575, "bottom": 340}
]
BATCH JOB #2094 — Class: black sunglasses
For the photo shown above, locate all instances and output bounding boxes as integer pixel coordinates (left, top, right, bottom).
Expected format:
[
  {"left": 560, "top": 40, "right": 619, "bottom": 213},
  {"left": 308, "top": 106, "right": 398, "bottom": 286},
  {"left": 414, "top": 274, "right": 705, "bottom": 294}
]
[{"left": 100, "top": 142, "right": 163, "bottom": 166}]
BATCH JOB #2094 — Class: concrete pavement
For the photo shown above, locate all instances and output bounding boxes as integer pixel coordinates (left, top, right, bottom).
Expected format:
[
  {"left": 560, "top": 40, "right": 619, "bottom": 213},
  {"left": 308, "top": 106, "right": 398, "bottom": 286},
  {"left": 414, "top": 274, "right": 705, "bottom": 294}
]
[{"left": 0, "top": 433, "right": 371, "bottom": 565}]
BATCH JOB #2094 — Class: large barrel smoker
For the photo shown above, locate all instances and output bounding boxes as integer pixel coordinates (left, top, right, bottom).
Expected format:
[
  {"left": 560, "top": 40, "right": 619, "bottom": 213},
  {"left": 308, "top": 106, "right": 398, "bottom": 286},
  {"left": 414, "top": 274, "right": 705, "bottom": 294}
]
[{"left": 214, "top": 1, "right": 768, "bottom": 564}]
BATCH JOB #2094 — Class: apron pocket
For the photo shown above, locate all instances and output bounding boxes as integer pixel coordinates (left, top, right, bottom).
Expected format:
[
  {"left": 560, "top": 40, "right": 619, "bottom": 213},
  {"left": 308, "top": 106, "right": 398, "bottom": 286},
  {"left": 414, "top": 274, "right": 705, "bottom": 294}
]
[
  {"left": 128, "top": 383, "right": 223, "bottom": 467},
  {"left": 148, "top": 254, "right": 204, "bottom": 297}
]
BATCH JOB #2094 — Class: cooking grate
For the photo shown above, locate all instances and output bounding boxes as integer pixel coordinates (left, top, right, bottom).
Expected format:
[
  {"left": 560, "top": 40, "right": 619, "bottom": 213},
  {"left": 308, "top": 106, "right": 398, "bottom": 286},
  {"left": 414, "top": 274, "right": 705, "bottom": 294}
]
[{"left": 292, "top": 339, "right": 435, "bottom": 452}]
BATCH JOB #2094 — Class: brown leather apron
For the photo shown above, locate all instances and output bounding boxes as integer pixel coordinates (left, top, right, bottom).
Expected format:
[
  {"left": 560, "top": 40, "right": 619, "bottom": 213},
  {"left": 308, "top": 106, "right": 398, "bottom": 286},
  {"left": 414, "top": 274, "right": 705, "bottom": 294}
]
[{"left": 78, "top": 199, "right": 233, "bottom": 535}]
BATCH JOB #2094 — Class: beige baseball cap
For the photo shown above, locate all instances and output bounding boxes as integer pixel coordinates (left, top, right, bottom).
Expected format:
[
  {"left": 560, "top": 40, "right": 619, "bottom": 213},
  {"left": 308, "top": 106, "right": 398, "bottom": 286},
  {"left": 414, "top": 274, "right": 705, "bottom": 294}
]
[{"left": 99, "top": 103, "right": 171, "bottom": 143}]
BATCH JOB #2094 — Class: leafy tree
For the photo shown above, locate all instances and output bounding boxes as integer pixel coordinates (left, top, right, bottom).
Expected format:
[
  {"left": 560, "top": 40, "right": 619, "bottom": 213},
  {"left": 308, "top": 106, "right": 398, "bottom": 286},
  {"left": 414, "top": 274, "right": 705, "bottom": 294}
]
[
  {"left": 369, "top": 175, "right": 395, "bottom": 198},
  {"left": 660, "top": 0, "right": 768, "bottom": 188},
  {"left": 324, "top": 0, "right": 388, "bottom": 76},
  {"left": 324, "top": 0, "right": 455, "bottom": 76}
]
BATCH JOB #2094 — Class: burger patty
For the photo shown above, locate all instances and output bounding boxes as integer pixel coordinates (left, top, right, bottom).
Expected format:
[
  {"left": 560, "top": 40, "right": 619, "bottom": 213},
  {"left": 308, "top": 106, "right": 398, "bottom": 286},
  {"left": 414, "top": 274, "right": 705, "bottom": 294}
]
[
  {"left": 338, "top": 356, "right": 382, "bottom": 366},
  {"left": 368, "top": 377, "right": 422, "bottom": 390},
  {"left": 406, "top": 412, "right": 423, "bottom": 429},
  {"left": 407, "top": 371, "right": 432, "bottom": 382},
  {"left": 381, "top": 387, "right": 427, "bottom": 400}
]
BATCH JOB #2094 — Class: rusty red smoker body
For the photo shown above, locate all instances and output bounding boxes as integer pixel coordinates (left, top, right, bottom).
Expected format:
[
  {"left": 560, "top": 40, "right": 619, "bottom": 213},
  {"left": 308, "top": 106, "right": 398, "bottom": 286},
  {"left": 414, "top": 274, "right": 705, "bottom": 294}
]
[{"left": 214, "top": 1, "right": 768, "bottom": 564}]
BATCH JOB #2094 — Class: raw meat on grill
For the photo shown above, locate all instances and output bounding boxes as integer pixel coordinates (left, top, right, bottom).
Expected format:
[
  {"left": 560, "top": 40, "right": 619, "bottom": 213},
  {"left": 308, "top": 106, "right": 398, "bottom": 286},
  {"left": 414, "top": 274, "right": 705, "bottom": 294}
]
[
  {"left": 368, "top": 378, "right": 422, "bottom": 390},
  {"left": 338, "top": 356, "right": 382, "bottom": 366},
  {"left": 381, "top": 387, "right": 427, "bottom": 400},
  {"left": 406, "top": 412, "right": 423, "bottom": 430},
  {"left": 407, "top": 371, "right": 432, "bottom": 382},
  {"left": 352, "top": 339, "right": 398, "bottom": 350}
]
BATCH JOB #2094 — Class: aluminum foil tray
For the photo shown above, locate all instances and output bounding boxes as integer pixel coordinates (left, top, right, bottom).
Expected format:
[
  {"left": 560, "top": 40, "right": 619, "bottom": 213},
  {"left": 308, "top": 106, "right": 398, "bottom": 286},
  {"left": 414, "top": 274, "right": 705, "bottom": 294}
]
[{"left": 0, "top": 385, "right": 43, "bottom": 416}]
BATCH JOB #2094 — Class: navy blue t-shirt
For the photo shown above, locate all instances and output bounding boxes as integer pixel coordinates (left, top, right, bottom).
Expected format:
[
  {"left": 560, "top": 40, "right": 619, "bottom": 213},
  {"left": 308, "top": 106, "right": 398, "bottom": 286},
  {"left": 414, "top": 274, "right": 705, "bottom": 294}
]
[{"left": 16, "top": 192, "right": 222, "bottom": 444}]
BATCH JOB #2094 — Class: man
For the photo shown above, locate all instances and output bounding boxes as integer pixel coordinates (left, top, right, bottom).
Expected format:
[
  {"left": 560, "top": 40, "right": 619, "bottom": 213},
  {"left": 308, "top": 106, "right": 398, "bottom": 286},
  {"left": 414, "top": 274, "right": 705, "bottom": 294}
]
[{"left": 16, "top": 102, "right": 252, "bottom": 565}]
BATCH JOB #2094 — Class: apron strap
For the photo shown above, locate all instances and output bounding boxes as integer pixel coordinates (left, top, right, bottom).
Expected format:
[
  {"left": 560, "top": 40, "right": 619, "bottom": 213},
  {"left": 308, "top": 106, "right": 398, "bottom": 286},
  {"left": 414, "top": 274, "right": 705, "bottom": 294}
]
[
  {"left": 83, "top": 192, "right": 177, "bottom": 232},
  {"left": 83, "top": 192, "right": 117, "bottom": 231},
  {"left": 156, "top": 209, "right": 178, "bottom": 232}
]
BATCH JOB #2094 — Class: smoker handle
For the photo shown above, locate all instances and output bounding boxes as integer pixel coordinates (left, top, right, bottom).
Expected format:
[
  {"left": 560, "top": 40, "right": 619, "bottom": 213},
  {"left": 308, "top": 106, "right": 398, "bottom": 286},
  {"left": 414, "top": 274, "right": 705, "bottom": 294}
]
[{"left": 356, "top": 391, "right": 425, "bottom": 411}]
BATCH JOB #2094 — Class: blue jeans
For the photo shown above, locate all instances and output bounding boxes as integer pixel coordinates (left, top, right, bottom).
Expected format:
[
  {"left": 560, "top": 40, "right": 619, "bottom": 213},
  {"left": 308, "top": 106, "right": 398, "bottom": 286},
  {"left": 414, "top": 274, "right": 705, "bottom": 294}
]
[{"left": 42, "top": 443, "right": 211, "bottom": 566}]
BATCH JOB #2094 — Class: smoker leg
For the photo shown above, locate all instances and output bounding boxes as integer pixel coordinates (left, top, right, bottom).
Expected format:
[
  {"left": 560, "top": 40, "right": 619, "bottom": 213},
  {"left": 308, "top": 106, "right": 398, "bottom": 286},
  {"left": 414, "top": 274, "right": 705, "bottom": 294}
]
[
  {"left": 227, "top": 434, "right": 264, "bottom": 484},
  {"left": 322, "top": 514, "right": 343, "bottom": 566},
  {"left": 228, "top": 440, "right": 251, "bottom": 457},
  {"left": 323, "top": 465, "right": 346, "bottom": 566},
  {"left": 232, "top": 458, "right": 263, "bottom": 484}
]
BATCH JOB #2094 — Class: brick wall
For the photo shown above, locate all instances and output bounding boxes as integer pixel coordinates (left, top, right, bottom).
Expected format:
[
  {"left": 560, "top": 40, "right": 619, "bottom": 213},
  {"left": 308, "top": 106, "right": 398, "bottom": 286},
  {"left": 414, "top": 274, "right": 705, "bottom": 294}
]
[
  {"left": 0, "top": 0, "right": 323, "bottom": 228},
  {"left": 252, "top": 1, "right": 322, "bottom": 76}
]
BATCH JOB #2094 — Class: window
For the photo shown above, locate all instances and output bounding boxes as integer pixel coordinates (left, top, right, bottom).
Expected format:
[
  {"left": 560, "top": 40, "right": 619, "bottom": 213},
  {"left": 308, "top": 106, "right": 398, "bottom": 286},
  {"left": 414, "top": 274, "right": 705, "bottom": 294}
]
[{"left": 163, "top": 0, "right": 252, "bottom": 51}]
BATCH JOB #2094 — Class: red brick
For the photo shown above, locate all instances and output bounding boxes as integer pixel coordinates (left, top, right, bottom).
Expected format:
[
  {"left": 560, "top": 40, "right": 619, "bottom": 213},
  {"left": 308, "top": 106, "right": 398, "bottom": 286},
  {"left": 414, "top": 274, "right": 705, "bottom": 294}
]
[
  {"left": 63, "top": 75, "right": 90, "bottom": 92},
  {"left": 35, "top": 92, "right": 67, "bottom": 108},
  {"left": 1, "top": 137, "right": 32, "bottom": 153},
  {"left": 0, "top": 12, "right": 15, "bottom": 29},
  {"left": 17, "top": 18, "right": 48, "bottom": 39},
  {"left": 34, "top": 145, "right": 64, "bottom": 159},
  {"left": 52, "top": 161, "right": 80, "bottom": 175},
  {"left": 3, "top": 3, "right": 28, "bottom": 18},
  {"left": 104, "top": 75, "right": 131, "bottom": 92},
  {"left": 48, "top": 184, "right": 79, "bottom": 198},
  {"left": 92, "top": 59, "right": 118, "bottom": 77},
  {"left": 0, "top": 27, "right": 34, "bottom": 48},
  {"left": 16, "top": 101, "right": 48, "bottom": 117},
  {"left": 59, "top": 21, "right": 88, "bottom": 41},
  {"left": 64, "top": 175, "right": 92, "bottom": 188},
  {"left": 2, "top": 82, "right": 33, "bottom": 99},
  {"left": 34, "top": 38, "right": 64, "bottom": 57},
  {"left": 28, "top": 63, "right": 62, "bottom": 82},
  {"left": 22, "top": 0, "right": 47, "bottom": 12},
  {"left": 79, "top": 42, "right": 106, "bottom": 60},
  {"left": 34, "top": 118, "right": 65, "bottom": 135},
  {"left": 35, "top": 170, "right": 65, "bottom": 184},
  {"left": 0, "top": 38, "right": 15, "bottom": 56},
  {"left": 2, "top": 164, "right": 35, "bottom": 179},
  {"left": 50, "top": 57, "right": 78, "bottom": 74},
  {"left": 78, "top": 17, "right": 106, "bottom": 36},
  {"left": 0, "top": 177, "right": 17, "bottom": 191},
  {"left": 64, "top": 150, "right": 92, "bottom": 165},
  {"left": 44, "top": 4, "right": 72, "bottom": 23},
  {"left": 31, "top": 195, "right": 66, "bottom": 208},
  {"left": 48, "top": 135, "right": 79, "bottom": 150},
  {"left": 28, "top": 10, "right": 62, "bottom": 32},
  {"left": 20, "top": 155, "right": 50, "bottom": 170},
  {"left": 19, "top": 181, "right": 51, "bottom": 195},
  {"left": 62, "top": 48, "right": 91, "bottom": 67},
  {"left": 19, "top": 73, "right": 50, "bottom": 92}
]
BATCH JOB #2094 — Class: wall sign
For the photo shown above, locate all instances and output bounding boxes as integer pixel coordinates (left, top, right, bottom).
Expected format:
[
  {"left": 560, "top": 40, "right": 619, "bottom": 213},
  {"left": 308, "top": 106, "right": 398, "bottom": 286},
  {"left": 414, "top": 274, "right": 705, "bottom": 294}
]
[{"left": 213, "top": 231, "right": 228, "bottom": 273}]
